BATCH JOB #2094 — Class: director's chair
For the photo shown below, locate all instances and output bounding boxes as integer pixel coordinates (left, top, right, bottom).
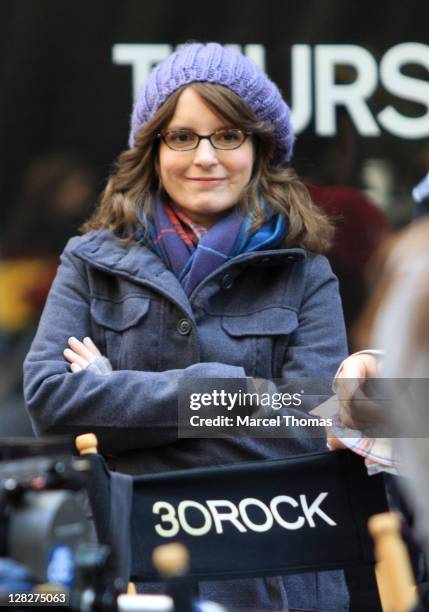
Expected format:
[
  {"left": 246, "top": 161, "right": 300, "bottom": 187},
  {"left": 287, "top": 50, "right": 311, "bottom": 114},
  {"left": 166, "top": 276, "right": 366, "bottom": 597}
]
[{"left": 76, "top": 433, "right": 390, "bottom": 607}]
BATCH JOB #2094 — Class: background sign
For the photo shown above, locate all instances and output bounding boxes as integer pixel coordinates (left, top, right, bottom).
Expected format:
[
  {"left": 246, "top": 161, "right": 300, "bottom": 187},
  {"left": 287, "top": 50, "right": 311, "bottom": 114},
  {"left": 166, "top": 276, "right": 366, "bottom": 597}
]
[{"left": 1, "top": 0, "right": 428, "bottom": 229}]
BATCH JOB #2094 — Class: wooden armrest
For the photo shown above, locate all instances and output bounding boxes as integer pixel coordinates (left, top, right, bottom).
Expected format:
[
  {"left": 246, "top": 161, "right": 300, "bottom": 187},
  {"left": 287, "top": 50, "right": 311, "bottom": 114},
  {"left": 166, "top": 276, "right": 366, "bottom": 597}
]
[
  {"left": 75, "top": 433, "right": 98, "bottom": 455},
  {"left": 369, "top": 511, "right": 417, "bottom": 612},
  {"left": 152, "top": 543, "right": 190, "bottom": 578},
  {"left": 76, "top": 433, "right": 136, "bottom": 590}
]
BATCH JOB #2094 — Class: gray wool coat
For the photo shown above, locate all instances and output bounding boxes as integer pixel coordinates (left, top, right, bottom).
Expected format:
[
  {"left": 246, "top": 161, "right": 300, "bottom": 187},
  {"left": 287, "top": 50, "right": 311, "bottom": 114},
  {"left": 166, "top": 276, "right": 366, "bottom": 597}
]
[{"left": 24, "top": 229, "right": 349, "bottom": 611}]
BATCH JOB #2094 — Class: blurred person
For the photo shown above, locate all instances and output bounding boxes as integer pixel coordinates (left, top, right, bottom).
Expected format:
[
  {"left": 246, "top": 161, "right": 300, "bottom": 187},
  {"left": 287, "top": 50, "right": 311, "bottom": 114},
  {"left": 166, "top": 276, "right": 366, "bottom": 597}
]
[
  {"left": 330, "top": 218, "right": 429, "bottom": 438},
  {"left": 3, "top": 153, "right": 95, "bottom": 255},
  {"left": 295, "top": 113, "right": 391, "bottom": 347},
  {"left": 308, "top": 182, "right": 391, "bottom": 345},
  {"left": 370, "top": 219, "right": 429, "bottom": 559},
  {"left": 327, "top": 218, "right": 429, "bottom": 604},
  {"left": 0, "top": 153, "right": 95, "bottom": 434}
]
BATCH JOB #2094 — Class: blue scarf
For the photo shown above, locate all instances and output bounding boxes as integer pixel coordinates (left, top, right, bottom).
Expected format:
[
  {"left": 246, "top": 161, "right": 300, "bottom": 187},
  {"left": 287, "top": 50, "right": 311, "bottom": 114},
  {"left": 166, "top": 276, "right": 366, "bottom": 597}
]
[{"left": 141, "top": 199, "right": 288, "bottom": 296}]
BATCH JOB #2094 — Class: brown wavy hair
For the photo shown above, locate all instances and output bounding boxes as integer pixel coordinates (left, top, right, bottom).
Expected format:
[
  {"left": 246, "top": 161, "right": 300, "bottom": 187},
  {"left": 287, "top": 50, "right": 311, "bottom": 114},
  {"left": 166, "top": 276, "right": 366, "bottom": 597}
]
[{"left": 82, "top": 82, "right": 334, "bottom": 253}]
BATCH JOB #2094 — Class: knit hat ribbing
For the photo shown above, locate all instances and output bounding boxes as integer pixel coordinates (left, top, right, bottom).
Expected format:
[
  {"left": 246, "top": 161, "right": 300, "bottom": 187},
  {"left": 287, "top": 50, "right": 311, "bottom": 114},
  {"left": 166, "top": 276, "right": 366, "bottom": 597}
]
[{"left": 129, "top": 43, "right": 295, "bottom": 163}]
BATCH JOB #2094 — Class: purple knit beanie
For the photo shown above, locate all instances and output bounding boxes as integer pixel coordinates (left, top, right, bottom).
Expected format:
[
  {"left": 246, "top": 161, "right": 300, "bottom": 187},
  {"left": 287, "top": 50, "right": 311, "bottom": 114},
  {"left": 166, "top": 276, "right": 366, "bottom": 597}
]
[{"left": 128, "top": 43, "right": 295, "bottom": 163}]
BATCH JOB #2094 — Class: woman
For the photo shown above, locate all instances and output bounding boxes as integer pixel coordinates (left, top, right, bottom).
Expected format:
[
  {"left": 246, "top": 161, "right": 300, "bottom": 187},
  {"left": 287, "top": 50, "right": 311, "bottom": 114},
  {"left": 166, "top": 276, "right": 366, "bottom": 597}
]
[{"left": 24, "top": 43, "right": 349, "bottom": 611}]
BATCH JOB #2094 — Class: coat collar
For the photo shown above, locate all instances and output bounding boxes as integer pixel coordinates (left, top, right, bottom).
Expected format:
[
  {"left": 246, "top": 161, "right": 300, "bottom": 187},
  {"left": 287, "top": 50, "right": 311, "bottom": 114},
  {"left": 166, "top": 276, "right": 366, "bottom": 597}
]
[{"left": 71, "top": 230, "right": 307, "bottom": 313}]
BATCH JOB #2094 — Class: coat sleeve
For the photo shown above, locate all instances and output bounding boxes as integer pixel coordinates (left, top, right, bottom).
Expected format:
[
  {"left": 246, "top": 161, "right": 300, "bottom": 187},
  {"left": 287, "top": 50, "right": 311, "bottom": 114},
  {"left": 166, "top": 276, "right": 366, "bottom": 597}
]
[
  {"left": 282, "top": 254, "right": 348, "bottom": 380},
  {"left": 23, "top": 244, "right": 246, "bottom": 453}
]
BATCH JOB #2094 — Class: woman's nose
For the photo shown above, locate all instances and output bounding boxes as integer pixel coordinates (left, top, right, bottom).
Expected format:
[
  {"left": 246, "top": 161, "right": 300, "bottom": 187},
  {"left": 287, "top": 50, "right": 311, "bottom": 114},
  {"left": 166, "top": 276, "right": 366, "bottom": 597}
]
[{"left": 193, "top": 138, "right": 219, "bottom": 166}]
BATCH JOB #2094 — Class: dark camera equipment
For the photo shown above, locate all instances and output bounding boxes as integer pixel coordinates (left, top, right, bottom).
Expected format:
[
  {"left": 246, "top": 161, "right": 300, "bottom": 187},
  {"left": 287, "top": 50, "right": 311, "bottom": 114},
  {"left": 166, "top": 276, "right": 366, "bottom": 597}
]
[
  {"left": 0, "top": 436, "right": 122, "bottom": 611},
  {"left": 0, "top": 437, "right": 89, "bottom": 583}
]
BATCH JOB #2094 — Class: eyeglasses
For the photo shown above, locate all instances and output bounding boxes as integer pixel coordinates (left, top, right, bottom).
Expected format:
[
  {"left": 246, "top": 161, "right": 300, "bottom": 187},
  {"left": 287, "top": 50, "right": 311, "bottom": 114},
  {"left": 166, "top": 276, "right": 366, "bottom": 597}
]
[{"left": 158, "top": 128, "right": 251, "bottom": 151}]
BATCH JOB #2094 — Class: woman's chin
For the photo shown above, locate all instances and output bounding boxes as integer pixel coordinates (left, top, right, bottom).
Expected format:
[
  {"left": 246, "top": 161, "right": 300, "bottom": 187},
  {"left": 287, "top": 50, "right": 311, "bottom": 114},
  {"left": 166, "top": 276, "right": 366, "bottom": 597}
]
[{"left": 187, "top": 199, "right": 235, "bottom": 215}]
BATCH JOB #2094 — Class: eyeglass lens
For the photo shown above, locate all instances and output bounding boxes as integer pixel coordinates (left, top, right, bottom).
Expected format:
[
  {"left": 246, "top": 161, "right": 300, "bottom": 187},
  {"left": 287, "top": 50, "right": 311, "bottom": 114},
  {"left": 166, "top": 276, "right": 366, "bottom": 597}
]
[{"left": 162, "top": 129, "right": 246, "bottom": 150}]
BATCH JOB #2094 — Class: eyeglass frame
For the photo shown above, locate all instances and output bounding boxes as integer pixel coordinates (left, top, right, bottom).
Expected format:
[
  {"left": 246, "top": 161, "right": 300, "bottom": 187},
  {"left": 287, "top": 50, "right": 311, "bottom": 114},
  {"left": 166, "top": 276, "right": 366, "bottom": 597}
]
[{"left": 157, "top": 128, "right": 252, "bottom": 151}]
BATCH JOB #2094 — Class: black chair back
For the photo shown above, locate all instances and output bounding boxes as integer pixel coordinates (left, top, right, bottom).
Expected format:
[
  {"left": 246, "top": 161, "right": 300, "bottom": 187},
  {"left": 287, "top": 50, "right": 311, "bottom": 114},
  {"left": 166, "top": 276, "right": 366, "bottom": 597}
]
[{"left": 85, "top": 450, "right": 387, "bottom": 583}]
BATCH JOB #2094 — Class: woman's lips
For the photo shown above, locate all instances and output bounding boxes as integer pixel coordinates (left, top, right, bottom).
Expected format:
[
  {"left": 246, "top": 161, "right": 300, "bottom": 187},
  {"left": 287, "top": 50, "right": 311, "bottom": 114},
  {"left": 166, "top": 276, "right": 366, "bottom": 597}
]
[{"left": 187, "top": 178, "right": 226, "bottom": 183}]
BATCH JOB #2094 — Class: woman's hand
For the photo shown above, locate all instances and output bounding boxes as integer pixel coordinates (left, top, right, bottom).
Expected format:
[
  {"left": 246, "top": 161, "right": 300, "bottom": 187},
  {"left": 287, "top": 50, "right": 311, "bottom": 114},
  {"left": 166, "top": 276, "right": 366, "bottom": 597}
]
[
  {"left": 334, "top": 352, "right": 384, "bottom": 432},
  {"left": 63, "top": 336, "right": 102, "bottom": 372}
]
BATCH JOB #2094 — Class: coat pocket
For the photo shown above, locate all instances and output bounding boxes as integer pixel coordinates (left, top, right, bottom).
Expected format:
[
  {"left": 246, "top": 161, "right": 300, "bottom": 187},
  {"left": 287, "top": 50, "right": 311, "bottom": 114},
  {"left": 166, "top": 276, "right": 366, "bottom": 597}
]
[
  {"left": 91, "top": 296, "right": 150, "bottom": 331},
  {"left": 221, "top": 308, "right": 299, "bottom": 378},
  {"left": 221, "top": 307, "right": 298, "bottom": 337},
  {"left": 90, "top": 296, "right": 150, "bottom": 368}
]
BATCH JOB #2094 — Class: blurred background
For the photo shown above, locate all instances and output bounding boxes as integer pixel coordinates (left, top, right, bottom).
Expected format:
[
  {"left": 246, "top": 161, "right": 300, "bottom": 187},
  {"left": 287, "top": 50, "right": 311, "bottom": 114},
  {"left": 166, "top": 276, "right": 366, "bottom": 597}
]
[{"left": 0, "top": 0, "right": 428, "bottom": 435}]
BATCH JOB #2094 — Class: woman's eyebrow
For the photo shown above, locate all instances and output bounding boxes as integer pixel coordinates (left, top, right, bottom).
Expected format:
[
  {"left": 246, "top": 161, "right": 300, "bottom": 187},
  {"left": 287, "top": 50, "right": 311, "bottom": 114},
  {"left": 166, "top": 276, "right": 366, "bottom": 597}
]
[{"left": 166, "top": 124, "right": 230, "bottom": 131}]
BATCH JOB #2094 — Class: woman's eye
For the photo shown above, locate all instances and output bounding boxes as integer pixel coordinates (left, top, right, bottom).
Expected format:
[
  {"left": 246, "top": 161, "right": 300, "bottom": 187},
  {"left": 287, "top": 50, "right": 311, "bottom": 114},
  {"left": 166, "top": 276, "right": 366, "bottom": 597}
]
[
  {"left": 170, "top": 132, "right": 194, "bottom": 142},
  {"left": 221, "top": 130, "right": 241, "bottom": 141}
]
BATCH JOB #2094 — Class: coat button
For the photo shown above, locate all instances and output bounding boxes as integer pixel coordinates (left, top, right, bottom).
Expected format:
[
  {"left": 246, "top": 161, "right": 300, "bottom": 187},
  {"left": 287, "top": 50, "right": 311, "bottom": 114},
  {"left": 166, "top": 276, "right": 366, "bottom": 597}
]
[
  {"left": 221, "top": 274, "right": 234, "bottom": 289},
  {"left": 177, "top": 318, "right": 192, "bottom": 335}
]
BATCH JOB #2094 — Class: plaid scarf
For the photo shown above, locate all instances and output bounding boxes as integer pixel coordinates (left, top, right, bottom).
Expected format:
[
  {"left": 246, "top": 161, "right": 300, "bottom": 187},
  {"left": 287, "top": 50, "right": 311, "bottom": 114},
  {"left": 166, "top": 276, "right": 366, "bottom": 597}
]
[{"left": 142, "top": 199, "right": 287, "bottom": 296}]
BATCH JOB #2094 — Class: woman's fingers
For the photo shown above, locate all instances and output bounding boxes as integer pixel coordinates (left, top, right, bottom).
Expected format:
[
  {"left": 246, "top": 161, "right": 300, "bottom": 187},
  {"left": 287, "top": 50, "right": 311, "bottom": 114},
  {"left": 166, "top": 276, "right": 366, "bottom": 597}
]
[
  {"left": 67, "top": 337, "right": 97, "bottom": 362},
  {"left": 82, "top": 336, "right": 102, "bottom": 357},
  {"left": 326, "top": 432, "right": 348, "bottom": 450},
  {"left": 64, "top": 347, "right": 90, "bottom": 369},
  {"left": 338, "top": 353, "right": 380, "bottom": 382},
  {"left": 336, "top": 354, "right": 385, "bottom": 431},
  {"left": 64, "top": 336, "right": 102, "bottom": 372}
]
